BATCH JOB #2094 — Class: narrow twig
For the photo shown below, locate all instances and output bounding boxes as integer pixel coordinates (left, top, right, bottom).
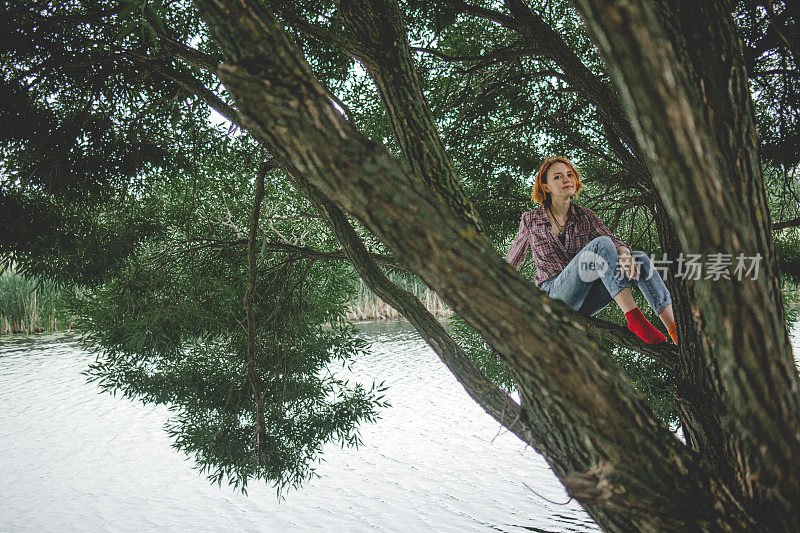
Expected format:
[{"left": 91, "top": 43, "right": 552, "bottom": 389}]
[
  {"left": 522, "top": 481, "right": 574, "bottom": 505},
  {"left": 245, "top": 159, "right": 275, "bottom": 465}
]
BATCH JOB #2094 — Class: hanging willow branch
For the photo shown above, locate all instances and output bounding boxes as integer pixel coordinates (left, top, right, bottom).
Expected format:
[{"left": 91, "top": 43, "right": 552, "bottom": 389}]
[{"left": 245, "top": 158, "right": 275, "bottom": 464}]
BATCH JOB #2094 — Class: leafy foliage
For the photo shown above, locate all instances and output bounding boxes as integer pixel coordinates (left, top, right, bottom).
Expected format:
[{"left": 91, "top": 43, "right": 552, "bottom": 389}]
[
  {"left": 2, "top": 0, "right": 799, "bottom": 497},
  {"left": 63, "top": 149, "right": 389, "bottom": 495}
]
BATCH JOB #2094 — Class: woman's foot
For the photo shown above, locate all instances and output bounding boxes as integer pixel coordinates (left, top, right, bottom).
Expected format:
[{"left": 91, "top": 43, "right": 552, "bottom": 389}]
[
  {"left": 625, "top": 308, "right": 666, "bottom": 343},
  {"left": 667, "top": 321, "right": 678, "bottom": 344}
]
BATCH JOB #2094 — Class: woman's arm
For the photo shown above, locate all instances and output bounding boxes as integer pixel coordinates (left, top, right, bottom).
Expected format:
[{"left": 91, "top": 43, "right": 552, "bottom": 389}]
[{"left": 505, "top": 215, "right": 531, "bottom": 269}]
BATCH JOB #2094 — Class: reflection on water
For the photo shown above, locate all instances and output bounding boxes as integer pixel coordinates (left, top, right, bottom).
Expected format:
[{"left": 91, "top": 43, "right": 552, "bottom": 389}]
[{"left": 2, "top": 319, "right": 798, "bottom": 532}]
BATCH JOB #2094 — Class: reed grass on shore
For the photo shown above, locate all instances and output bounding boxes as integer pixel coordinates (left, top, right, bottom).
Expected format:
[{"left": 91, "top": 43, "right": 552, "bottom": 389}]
[
  {"left": 344, "top": 277, "right": 452, "bottom": 321},
  {"left": 0, "top": 269, "right": 73, "bottom": 335}
]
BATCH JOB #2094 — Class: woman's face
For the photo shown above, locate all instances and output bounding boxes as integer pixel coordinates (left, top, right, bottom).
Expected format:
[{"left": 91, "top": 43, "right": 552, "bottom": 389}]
[{"left": 542, "top": 162, "right": 576, "bottom": 202}]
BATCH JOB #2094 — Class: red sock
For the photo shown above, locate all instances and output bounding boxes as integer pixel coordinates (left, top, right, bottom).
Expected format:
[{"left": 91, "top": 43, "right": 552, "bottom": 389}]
[{"left": 625, "top": 308, "right": 666, "bottom": 343}]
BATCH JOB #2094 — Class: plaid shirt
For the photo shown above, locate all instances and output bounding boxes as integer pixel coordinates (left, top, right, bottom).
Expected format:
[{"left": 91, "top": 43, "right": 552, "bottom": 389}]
[{"left": 504, "top": 202, "right": 631, "bottom": 287}]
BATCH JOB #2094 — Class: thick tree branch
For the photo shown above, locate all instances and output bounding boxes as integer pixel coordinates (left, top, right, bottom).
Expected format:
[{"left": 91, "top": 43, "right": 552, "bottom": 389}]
[
  {"left": 160, "top": 36, "right": 221, "bottom": 71},
  {"left": 578, "top": 315, "right": 678, "bottom": 367},
  {"left": 438, "top": 0, "right": 523, "bottom": 31},
  {"left": 340, "top": 0, "right": 485, "bottom": 235},
  {"left": 275, "top": 10, "right": 377, "bottom": 69},
  {"left": 284, "top": 168, "right": 534, "bottom": 446},
  {"left": 194, "top": 0, "right": 752, "bottom": 528},
  {"left": 573, "top": 0, "right": 800, "bottom": 524}
]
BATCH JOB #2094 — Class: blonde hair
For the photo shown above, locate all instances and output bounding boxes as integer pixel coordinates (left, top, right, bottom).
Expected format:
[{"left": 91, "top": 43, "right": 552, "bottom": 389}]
[{"left": 531, "top": 156, "right": 583, "bottom": 206}]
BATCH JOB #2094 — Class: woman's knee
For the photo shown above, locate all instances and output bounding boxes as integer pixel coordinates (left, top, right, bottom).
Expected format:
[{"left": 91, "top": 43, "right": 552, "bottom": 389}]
[
  {"left": 631, "top": 250, "right": 654, "bottom": 278},
  {"left": 580, "top": 237, "right": 619, "bottom": 281},
  {"left": 631, "top": 249, "right": 651, "bottom": 264},
  {"left": 589, "top": 236, "right": 617, "bottom": 257}
]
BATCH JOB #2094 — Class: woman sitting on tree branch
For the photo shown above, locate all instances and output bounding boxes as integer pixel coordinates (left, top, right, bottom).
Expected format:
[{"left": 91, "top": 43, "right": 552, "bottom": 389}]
[{"left": 506, "top": 156, "right": 678, "bottom": 344}]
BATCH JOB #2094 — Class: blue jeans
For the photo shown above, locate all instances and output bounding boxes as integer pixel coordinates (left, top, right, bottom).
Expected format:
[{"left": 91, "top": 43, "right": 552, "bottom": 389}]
[{"left": 539, "top": 236, "right": 673, "bottom": 317}]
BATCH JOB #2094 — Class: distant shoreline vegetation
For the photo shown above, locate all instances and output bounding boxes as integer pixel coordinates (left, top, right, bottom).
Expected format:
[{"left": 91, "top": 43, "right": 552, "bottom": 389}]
[
  {"left": 0, "top": 269, "right": 451, "bottom": 335},
  {"left": 0, "top": 268, "right": 74, "bottom": 335},
  {"left": 345, "top": 278, "right": 452, "bottom": 321}
]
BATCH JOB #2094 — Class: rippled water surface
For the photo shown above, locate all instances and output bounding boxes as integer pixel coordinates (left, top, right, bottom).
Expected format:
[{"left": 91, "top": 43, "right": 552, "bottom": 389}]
[{"left": 2, "top": 319, "right": 799, "bottom": 532}]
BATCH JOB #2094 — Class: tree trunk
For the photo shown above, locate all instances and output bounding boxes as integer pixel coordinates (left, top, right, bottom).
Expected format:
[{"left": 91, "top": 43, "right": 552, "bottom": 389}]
[
  {"left": 194, "top": 0, "right": 758, "bottom": 529},
  {"left": 573, "top": 0, "right": 800, "bottom": 527},
  {"left": 432, "top": 2, "right": 747, "bottom": 485}
]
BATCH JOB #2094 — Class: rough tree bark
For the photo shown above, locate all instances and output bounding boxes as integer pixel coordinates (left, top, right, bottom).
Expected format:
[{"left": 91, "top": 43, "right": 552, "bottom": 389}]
[
  {"left": 439, "top": 0, "right": 793, "bottom": 501},
  {"left": 335, "top": 0, "right": 680, "bottom": 362},
  {"left": 573, "top": 0, "right": 800, "bottom": 527},
  {"left": 339, "top": 0, "right": 485, "bottom": 235},
  {"left": 348, "top": 0, "right": 729, "bottom": 489},
  {"left": 193, "top": 0, "right": 762, "bottom": 529},
  {"left": 147, "top": 37, "right": 680, "bottom": 448}
]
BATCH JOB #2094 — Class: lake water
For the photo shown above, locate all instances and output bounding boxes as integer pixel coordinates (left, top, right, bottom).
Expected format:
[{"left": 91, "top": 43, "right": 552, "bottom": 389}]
[{"left": 1, "top": 319, "right": 798, "bottom": 532}]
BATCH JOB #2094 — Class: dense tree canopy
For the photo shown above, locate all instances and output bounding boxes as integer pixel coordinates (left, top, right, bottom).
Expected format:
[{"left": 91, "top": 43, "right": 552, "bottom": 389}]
[{"left": 2, "top": 0, "right": 799, "bottom": 529}]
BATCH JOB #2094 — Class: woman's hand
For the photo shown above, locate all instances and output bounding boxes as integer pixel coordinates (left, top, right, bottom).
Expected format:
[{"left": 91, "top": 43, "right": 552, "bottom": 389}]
[{"left": 617, "top": 247, "right": 639, "bottom": 280}]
